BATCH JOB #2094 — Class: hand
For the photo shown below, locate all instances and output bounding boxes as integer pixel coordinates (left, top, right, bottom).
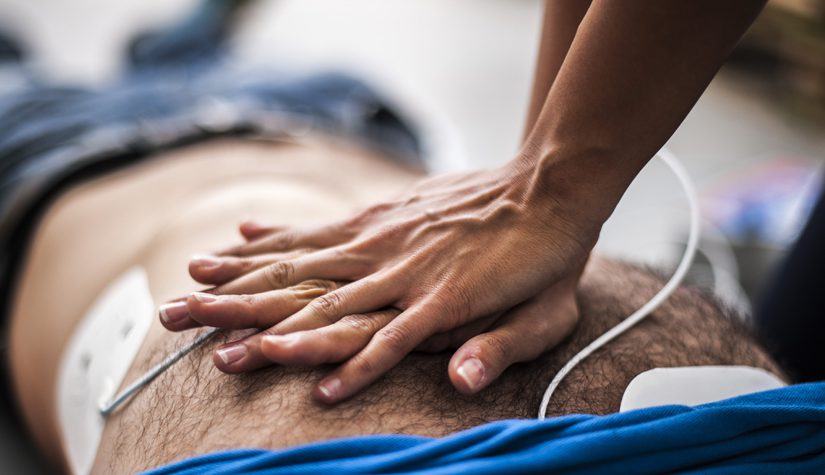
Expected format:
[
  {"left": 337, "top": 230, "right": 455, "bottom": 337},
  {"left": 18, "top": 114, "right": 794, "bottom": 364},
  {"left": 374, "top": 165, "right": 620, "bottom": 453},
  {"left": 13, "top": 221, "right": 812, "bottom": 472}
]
[{"left": 161, "top": 162, "right": 600, "bottom": 402}]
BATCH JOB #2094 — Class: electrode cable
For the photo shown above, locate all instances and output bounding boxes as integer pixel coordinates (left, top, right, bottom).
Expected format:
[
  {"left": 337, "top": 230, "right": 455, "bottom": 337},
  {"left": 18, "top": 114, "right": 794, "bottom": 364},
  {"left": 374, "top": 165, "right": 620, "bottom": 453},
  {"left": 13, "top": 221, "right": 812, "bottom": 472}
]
[{"left": 538, "top": 147, "right": 701, "bottom": 420}]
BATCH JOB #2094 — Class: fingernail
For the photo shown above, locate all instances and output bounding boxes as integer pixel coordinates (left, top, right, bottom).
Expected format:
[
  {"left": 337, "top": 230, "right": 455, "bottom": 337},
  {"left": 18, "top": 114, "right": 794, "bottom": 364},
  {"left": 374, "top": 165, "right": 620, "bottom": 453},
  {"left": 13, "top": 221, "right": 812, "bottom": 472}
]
[
  {"left": 159, "top": 302, "right": 189, "bottom": 324},
  {"left": 318, "top": 377, "right": 342, "bottom": 401},
  {"left": 457, "top": 358, "right": 485, "bottom": 392},
  {"left": 192, "top": 292, "right": 217, "bottom": 303},
  {"left": 263, "top": 334, "right": 299, "bottom": 347},
  {"left": 191, "top": 254, "right": 222, "bottom": 269},
  {"left": 216, "top": 345, "right": 247, "bottom": 365}
]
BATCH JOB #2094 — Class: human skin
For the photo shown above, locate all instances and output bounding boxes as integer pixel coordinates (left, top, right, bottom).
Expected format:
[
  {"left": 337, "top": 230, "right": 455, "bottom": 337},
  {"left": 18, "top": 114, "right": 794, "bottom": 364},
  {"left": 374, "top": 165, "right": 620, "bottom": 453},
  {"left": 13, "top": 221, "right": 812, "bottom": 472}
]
[
  {"left": 164, "top": 0, "right": 768, "bottom": 404},
  {"left": 523, "top": 0, "right": 592, "bottom": 138},
  {"left": 8, "top": 138, "right": 786, "bottom": 474},
  {"left": 8, "top": 138, "right": 421, "bottom": 467}
]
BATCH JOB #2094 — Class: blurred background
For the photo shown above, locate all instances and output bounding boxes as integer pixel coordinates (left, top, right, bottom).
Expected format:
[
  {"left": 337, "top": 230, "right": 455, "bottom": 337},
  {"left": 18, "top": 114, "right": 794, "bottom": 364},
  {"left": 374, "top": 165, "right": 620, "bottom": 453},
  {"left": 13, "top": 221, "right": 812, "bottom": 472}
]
[{"left": 0, "top": 0, "right": 822, "bottom": 472}]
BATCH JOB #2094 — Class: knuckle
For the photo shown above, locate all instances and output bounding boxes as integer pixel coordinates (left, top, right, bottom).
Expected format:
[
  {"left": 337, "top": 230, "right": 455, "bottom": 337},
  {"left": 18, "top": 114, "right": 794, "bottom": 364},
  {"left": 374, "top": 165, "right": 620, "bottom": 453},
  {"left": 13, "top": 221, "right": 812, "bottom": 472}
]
[
  {"left": 350, "top": 352, "right": 377, "bottom": 376},
  {"left": 377, "top": 324, "right": 411, "bottom": 354},
  {"left": 481, "top": 332, "right": 513, "bottom": 363},
  {"left": 311, "top": 291, "right": 344, "bottom": 320},
  {"left": 302, "top": 279, "right": 339, "bottom": 293},
  {"left": 339, "top": 314, "right": 375, "bottom": 334},
  {"left": 440, "top": 286, "right": 474, "bottom": 324},
  {"left": 264, "top": 261, "right": 295, "bottom": 288}
]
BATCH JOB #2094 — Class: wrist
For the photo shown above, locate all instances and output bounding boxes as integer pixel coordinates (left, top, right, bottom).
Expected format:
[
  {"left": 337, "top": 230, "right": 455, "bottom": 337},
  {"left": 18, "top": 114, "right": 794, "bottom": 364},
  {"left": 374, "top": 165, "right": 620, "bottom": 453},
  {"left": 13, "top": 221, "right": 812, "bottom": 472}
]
[{"left": 504, "top": 143, "right": 640, "bottom": 229}]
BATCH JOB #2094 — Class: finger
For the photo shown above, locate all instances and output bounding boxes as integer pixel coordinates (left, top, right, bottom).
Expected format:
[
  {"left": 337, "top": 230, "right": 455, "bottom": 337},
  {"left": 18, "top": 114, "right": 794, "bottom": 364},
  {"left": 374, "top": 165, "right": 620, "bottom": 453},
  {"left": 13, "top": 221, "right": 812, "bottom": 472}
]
[
  {"left": 188, "top": 250, "right": 308, "bottom": 285},
  {"left": 239, "top": 221, "right": 281, "bottom": 241},
  {"left": 448, "top": 289, "right": 579, "bottom": 395},
  {"left": 313, "top": 304, "right": 441, "bottom": 403},
  {"left": 208, "top": 276, "right": 399, "bottom": 374},
  {"left": 270, "top": 274, "right": 401, "bottom": 335},
  {"left": 211, "top": 306, "right": 397, "bottom": 374},
  {"left": 214, "top": 246, "right": 369, "bottom": 295},
  {"left": 185, "top": 280, "right": 341, "bottom": 330},
  {"left": 210, "top": 331, "right": 273, "bottom": 374},
  {"left": 416, "top": 313, "right": 500, "bottom": 353},
  {"left": 158, "top": 299, "right": 201, "bottom": 332},
  {"left": 258, "top": 309, "right": 399, "bottom": 366},
  {"left": 158, "top": 280, "right": 338, "bottom": 332},
  {"left": 220, "top": 222, "right": 351, "bottom": 257}
]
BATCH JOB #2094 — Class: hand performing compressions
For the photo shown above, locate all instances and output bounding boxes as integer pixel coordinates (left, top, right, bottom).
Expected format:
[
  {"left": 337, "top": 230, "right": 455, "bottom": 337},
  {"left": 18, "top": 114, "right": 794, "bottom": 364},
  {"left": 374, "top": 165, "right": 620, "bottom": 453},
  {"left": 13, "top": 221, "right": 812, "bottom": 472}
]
[{"left": 159, "top": 161, "right": 601, "bottom": 403}]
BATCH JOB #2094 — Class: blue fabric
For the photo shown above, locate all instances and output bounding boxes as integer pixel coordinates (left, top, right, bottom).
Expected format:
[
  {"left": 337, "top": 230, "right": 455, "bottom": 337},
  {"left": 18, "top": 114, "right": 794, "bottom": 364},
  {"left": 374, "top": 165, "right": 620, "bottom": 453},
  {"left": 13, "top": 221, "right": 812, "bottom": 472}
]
[{"left": 145, "top": 382, "right": 825, "bottom": 474}]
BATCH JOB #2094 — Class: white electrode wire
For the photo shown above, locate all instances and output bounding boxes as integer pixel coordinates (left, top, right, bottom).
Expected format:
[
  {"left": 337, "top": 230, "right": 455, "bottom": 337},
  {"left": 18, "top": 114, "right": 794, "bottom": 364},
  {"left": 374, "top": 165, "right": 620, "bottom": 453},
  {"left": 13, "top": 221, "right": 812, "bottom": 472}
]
[{"left": 538, "top": 148, "right": 701, "bottom": 420}]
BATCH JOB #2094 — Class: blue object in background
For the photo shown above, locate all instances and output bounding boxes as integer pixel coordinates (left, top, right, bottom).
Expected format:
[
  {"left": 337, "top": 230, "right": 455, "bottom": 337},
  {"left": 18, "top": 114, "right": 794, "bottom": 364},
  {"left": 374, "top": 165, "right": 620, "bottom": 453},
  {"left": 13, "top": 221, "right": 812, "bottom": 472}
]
[{"left": 145, "top": 382, "right": 825, "bottom": 475}]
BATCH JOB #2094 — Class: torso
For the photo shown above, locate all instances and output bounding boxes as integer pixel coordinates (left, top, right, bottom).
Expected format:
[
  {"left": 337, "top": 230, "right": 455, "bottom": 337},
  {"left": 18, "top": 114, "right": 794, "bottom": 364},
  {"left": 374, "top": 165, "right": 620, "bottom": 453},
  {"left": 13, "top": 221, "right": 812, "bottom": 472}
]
[
  {"left": 8, "top": 137, "right": 787, "bottom": 474},
  {"left": 8, "top": 137, "right": 422, "bottom": 473}
]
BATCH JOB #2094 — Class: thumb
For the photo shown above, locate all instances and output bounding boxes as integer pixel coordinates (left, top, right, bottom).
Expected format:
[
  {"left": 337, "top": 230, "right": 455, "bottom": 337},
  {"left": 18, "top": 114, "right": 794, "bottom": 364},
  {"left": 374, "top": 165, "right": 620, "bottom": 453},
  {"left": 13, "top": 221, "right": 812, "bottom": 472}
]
[{"left": 448, "top": 282, "right": 579, "bottom": 395}]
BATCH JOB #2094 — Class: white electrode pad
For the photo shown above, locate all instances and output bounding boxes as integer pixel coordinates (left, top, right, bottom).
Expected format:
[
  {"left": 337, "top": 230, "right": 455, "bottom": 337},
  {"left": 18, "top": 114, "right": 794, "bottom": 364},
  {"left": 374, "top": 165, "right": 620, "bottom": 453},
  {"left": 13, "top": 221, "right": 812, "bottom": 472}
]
[
  {"left": 620, "top": 365, "right": 786, "bottom": 412},
  {"left": 57, "top": 267, "right": 154, "bottom": 475}
]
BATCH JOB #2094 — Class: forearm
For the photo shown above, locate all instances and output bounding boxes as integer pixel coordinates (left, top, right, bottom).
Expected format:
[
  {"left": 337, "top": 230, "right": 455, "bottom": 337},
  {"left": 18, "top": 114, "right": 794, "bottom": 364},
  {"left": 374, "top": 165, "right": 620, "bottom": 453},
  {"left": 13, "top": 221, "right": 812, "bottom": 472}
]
[
  {"left": 517, "top": 0, "right": 766, "bottom": 224},
  {"left": 523, "top": 0, "right": 593, "bottom": 139}
]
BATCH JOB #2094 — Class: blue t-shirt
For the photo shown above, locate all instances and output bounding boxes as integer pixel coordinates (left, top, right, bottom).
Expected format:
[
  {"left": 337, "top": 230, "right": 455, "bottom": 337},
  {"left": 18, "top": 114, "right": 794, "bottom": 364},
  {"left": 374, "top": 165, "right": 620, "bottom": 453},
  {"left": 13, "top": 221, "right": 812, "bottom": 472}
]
[{"left": 145, "top": 382, "right": 825, "bottom": 474}]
